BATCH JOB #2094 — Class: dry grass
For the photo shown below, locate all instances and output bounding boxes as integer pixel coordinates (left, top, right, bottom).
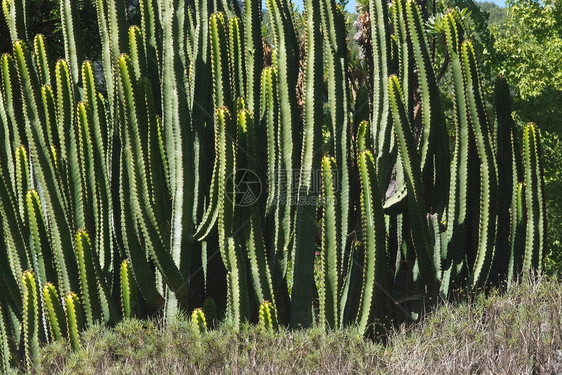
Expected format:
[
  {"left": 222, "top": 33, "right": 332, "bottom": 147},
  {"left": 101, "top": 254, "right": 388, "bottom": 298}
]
[
  {"left": 383, "top": 276, "right": 562, "bottom": 374},
  {"left": 37, "top": 276, "right": 562, "bottom": 374}
]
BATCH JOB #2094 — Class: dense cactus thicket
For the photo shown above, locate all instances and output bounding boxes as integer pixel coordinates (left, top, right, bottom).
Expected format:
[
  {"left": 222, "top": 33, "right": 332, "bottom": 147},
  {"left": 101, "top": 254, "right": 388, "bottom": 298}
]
[{"left": 0, "top": 0, "right": 545, "bottom": 369}]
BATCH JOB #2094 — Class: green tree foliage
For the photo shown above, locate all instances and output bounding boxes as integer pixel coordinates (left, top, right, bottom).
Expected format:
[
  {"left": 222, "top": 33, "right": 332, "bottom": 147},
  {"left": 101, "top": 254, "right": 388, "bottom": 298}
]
[
  {"left": 491, "top": 0, "right": 562, "bottom": 274},
  {"left": 494, "top": 0, "right": 562, "bottom": 99},
  {"left": 478, "top": 1, "right": 507, "bottom": 25},
  {"left": 0, "top": 0, "right": 101, "bottom": 60}
]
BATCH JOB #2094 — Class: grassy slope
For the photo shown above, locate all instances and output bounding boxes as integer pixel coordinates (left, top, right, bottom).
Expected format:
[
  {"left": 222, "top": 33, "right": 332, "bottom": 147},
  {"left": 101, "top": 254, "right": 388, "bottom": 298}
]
[{"left": 37, "top": 276, "right": 562, "bottom": 374}]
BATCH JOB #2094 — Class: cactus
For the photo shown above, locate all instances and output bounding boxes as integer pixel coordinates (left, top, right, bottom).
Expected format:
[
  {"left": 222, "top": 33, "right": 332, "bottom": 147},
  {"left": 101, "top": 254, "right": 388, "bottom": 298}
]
[
  {"left": 244, "top": 0, "right": 263, "bottom": 119},
  {"left": 43, "top": 283, "right": 66, "bottom": 342},
  {"left": 0, "top": 303, "right": 10, "bottom": 373},
  {"left": 319, "top": 157, "right": 340, "bottom": 329},
  {"left": 260, "top": 66, "right": 279, "bottom": 215},
  {"left": 23, "top": 270, "right": 39, "bottom": 368},
  {"left": 120, "top": 259, "right": 137, "bottom": 319},
  {"left": 258, "top": 301, "right": 276, "bottom": 331},
  {"left": 64, "top": 292, "right": 82, "bottom": 351},
  {"left": 265, "top": 0, "right": 299, "bottom": 284},
  {"left": 27, "top": 190, "right": 56, "bottom": 286},
  {"left": 320, "top": 0, "right": 351, "bottom": 266},
  {"left": 522, "top": 123, "right": 545, "bottom": 273},
  {"left": 60, "top": 0, "right": 82, "bottom": 89},
  {"left": 210, "top": 12, "right": 232, "bottom": 110},
  {"left": 191, "top": 308, "right": 207, "bottom": 334},
  {"left": 2, "top": 0, "right": 27, "bottom": 41},
  {"left": 75, "top": 230, "right": 102, "bottom": 327},
  {"left": 356, "top": 150, "right": 388, "bottom": 334},
  {"left": 459, "top": 41, "right": 498, "bottom": 288},
  {"left": 369, "top": 0, "right": 393, "bottom": 186},
  {"left": 389, "top": 75, "right": 436, "bottom": 292},
  {"left": 33, "top": 34, "right": 51, "bottom": 86},
  {"left": 405, "top": 0, "right": 449, "bottom": 213},
  {"left": 440, "top": 11, "right": 472, "bottom": 295},
  {"left": 290, "top": 0, "right": 323, "bottom": 328},
  {"left": 0, "top": 0, "right": 548, "bottom": 363}
]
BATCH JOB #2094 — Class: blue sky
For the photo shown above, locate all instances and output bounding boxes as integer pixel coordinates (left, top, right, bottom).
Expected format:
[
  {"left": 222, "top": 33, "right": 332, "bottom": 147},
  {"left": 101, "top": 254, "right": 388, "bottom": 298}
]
[{"left": 288, "top": 0, "right": 507, "bottom": 12}]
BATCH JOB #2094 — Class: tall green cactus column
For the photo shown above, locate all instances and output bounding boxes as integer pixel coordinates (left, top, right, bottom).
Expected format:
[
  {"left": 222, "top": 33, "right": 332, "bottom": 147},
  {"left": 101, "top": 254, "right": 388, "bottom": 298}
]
[
  {"left": 2, "top": 0, "right": 27, "bottom": 41},
  {"left": 60, "top": 0, "right": 82, "bottom": 93},
  {"left": 319, "top": 157, "right": 340, "bottom": 329},
  {"left": 219, "top": 107, "right": 250, "bottom": 328},
  {"left": 264, "top": 0, "right": 300, "bottom": 287},
  {"left": 389, "top": 75, "right": 437, "bottom": 297},
  {"left": 493, "top": 76, "right": 519, "bottom": 281},
  {"left": 355, "top": 149, "right": 388, "bottom": 334},
  {"left": 461, "top": 41, "right": 499, "bottom": 288},
  {"left": 22, "top": 271, "right": 39, "bottom": 369},
  {"left": 160, "top": 0, "right": 184, "bottom": 320},
  {"left": 319, "top": 0, "right": 352, "bottom": 309},
  {"left": 244, "top": 0, "right": 263, "bottom": 120},
  {"left": 522, "top": 123, "right": 545, "bottom": 273},
  {"left": 405, "top": 0, "right": 450, "bottom": 214},
  {"left": 290, "top": 0, "right": 324, "bottom": 328},
  {"left": 369, "top": 0, "right": 393, "bottom": 186},
  {"left": 441, "top": 11, "right": 472, "bottom": 293}
]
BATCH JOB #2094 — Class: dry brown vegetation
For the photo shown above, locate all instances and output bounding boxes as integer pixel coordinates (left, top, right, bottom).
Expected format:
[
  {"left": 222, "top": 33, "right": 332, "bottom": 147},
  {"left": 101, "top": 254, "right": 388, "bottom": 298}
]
[{"left": 37, "top": 276, "right": 562, "bottom": 374}]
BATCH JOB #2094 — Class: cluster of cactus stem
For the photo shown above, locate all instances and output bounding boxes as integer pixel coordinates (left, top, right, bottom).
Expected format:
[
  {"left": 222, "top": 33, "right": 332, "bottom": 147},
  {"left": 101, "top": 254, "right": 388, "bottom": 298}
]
[{"left": 0, "top": 0, "right": 544, "bottom": 369}]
